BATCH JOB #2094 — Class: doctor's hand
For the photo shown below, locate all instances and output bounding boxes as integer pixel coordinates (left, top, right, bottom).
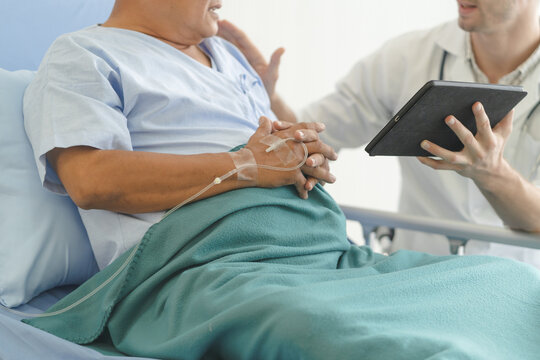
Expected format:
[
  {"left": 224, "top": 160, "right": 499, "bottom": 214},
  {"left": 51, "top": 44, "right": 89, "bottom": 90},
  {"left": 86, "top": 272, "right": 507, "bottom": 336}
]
[
  {"left": 273, "top": 120, "right": 337, "bottom": 192},
  {"left": 218, "top": 19, "right": 283, "bottom": 98},
  {"left": 245, "top": 117, "right": 337, "bottom": 199},
  {"left": 417, "top": 102, "right": 514, "bottom": 188}
]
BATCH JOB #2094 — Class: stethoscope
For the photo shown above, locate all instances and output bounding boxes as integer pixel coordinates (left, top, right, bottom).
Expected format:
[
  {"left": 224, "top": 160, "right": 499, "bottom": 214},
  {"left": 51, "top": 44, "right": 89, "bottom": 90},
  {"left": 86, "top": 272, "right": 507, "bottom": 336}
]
[{"left": 439, "top": 49, "right": 540, "bottom": 180}]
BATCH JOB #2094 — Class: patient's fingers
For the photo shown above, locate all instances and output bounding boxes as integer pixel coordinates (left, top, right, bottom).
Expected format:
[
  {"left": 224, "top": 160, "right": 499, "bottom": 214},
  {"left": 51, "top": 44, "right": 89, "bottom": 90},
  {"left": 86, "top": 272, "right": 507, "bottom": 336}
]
[
  {"left": 273, "top": 121, "right": 326, "bottom": 133},
  {"left": 294, "top": 129, "right": 319, "bottom": 143},
  {"left": 305, "top": 153, "right": 326, "bottom": 167},
  {"left": 268, "top": 122, "right": 337, "bottom": 162},
  {"left": 304, "top": 177, "right": 319, "bottom": 191},
  {"left": 303, "top": 155, "right": 332, "bottom": 191},
  {"left": 302, "top": 122, "right": 326, "bottom": 133},
  {"left": 301, "top": 163, "right": 336, "bottom": 185},
  {"left": 305, "top": 140, "right": 338, "bottom": 161},
  {"left": 293, "top": 172, "right": 309, "bottom": 199},
  {"left": 254, "top": 116, "right": 273, "bottom": 137},
  {"left": 273, "top": 120, "right": 293, "bottom": 131},
  {"left": 302, "top": 156, "right": 335, "bottom": 188}
]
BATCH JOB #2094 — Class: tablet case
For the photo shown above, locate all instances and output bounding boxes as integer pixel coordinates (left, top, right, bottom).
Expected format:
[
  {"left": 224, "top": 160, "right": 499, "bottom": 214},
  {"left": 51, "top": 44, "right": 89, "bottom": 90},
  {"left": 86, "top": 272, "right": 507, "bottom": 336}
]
[{"left": 365, "top": 80, "right": 527, "bottom": 156}]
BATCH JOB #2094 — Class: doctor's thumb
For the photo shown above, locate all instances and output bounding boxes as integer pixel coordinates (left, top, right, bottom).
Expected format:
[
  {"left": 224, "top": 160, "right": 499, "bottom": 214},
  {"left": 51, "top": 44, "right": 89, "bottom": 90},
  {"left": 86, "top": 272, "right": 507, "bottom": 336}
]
[{"left": 269, "top": 48, "right": 284, "bottom": 72}]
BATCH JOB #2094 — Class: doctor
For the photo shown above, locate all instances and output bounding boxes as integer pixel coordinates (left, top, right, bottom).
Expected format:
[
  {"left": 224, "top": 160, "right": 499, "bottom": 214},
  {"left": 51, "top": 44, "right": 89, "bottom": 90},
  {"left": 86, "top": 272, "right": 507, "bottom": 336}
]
[{"left": 218, "top": 0, "right": 540, "bottom": 266}]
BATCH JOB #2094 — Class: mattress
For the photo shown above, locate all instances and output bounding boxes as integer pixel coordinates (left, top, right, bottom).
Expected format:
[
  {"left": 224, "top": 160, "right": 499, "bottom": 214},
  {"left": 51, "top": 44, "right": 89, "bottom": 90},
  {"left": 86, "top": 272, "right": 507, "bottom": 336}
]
[{"left": 0, "top": 286, "right": 156, "bottom": 360}]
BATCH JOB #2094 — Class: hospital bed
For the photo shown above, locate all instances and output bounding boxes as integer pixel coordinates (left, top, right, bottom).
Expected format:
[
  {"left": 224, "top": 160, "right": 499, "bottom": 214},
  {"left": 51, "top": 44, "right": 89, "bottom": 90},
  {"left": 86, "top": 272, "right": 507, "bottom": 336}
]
[{"left": 1, "top": 1, "right": 540, "bottom": 359}]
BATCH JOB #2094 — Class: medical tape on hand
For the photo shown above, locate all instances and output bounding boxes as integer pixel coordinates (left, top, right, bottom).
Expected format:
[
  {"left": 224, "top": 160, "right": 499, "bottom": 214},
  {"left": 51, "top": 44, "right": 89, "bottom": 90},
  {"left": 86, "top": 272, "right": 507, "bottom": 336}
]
[
  {"left": 229, "top": 148, "right": 258, "bottom": 183},
  {"left": 260, "top": 134, "right": 297, "bottom": 165}
]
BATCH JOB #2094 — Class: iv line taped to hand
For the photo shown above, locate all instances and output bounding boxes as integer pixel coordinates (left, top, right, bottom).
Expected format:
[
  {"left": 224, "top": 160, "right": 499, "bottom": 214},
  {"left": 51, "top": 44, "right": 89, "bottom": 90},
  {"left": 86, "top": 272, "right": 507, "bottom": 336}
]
[
  {"left": 3, "top": 137, "right": 308, "bottom": 318},
  {"left": 162, "top": 137, "right": 307, "bottom": 220}
]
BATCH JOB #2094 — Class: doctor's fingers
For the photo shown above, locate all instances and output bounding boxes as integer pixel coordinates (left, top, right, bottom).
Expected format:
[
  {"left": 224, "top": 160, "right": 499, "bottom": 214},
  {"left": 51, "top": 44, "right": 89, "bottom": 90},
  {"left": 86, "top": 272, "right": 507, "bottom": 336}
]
[
  {"left": 263, "top": 48, "right": 285, "bottom": 94},
  {"left": 492, "top": 109, "right": 514, "bottom": 139},
  {"left": 218, "top": 20, "right": 267, "bottom": 69},
  {"left": 417, "top": 156, "right": 465, "bottom": 172},
  {"left": 472, "top": 102, "right": 498, "bottom": 147},
  {"left": 444, "top": 115, "right": 483, "bottom": 159},
  {"left": 420, "top": 140, "right": 470, "bottom": 166}
]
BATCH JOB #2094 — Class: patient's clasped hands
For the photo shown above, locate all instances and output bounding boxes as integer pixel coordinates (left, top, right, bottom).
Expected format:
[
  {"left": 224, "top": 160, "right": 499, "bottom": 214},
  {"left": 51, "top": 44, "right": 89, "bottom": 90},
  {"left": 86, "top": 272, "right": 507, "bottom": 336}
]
[{"left": 244, "top": 116, "right": 338, "bottom": 199}]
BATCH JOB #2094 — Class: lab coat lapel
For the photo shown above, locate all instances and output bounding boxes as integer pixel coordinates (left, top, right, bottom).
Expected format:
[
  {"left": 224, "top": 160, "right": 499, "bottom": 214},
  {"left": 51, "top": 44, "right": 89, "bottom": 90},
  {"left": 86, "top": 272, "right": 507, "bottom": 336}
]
[
  {"left": 434, "top": 20, "right": 476, "bottom": 83},
  {"left": 513, "top": 68, "right": 540, "bottom": 125}
]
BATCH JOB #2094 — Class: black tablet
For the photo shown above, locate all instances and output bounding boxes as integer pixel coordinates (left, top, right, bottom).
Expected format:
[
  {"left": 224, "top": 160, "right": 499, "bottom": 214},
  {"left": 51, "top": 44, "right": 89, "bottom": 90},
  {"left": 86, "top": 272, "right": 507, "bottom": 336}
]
[{"left": 365, "top": 80, "right": 527, "bottom": 156}]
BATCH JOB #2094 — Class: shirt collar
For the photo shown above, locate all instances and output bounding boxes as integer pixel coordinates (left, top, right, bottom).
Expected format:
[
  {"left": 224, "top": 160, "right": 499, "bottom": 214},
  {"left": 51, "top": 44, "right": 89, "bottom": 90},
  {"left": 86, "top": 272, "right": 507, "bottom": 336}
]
[
  {"left": 434, "top": 20, "right": 468, "bottom": 58},
  {"left": 436, "top": 19, "right": 540, "bottom": 85},
  {"left": 513, "top": 41, "right": 540, "bottom": 84}
]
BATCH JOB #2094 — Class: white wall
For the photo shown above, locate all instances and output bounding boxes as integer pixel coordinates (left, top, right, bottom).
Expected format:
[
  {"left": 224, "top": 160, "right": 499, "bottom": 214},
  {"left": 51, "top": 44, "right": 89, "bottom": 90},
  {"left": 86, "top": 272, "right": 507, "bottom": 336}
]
[{"left": 220, "top": 1, "right": 457, "bottom": 211}]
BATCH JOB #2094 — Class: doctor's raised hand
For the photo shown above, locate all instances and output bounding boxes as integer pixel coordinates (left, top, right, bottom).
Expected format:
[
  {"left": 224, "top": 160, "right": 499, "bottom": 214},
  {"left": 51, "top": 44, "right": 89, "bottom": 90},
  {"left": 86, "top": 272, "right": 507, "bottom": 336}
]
[
  {"left": 218, "top": 19, "right": 283, "bottom": 101},
  {"left": 418, "top": 102, "right": 540, "bottom": 233},
  {"left": 218, "top": 19, "right": 298, "bottom": 126}
]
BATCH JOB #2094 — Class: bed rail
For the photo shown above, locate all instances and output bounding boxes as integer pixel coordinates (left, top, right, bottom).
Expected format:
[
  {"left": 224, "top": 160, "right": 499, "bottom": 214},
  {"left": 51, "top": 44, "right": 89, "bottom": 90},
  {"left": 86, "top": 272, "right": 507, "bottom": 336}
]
[{"left": 340, "top": 205, "right": 540, "bottom": 253}]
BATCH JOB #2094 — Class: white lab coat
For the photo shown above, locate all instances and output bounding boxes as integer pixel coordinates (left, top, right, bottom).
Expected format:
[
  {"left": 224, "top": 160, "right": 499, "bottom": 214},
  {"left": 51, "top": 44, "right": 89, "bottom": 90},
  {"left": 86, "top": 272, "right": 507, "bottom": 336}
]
[{"left": 301, "top": 20, "right": 540, "bottom": 267}]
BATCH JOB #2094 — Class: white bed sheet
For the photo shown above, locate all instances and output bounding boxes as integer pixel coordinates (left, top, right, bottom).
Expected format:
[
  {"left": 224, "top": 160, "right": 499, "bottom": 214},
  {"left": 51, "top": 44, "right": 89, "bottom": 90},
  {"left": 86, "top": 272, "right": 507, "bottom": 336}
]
[{"left": 0, "top": 286, "right": 156, "bottom": 360}]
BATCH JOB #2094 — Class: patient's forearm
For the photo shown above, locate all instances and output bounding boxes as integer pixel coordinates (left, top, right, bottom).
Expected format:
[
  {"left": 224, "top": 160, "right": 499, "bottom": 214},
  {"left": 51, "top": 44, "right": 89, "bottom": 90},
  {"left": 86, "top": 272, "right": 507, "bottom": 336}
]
[
  {"left": 476, "top": 162, "right": 540, "bottom": 233},
  {"left": 270, "top": 93, "right": 297, "bottom": 123},
  {"left": 49, "top": 146, "right": 249, "bottom": 214}
]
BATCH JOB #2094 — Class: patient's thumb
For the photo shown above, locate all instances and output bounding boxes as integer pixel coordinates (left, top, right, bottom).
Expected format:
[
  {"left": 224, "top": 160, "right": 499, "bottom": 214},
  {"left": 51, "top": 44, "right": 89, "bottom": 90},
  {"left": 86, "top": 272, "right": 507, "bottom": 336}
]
[{"left": 256, "top": 116, "right": 272, "bottom": 135}]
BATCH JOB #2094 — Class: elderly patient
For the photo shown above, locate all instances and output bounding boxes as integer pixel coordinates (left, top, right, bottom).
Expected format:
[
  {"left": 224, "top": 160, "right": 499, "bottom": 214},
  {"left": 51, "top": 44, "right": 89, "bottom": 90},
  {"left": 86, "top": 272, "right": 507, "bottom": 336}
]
[{"left": 22, "top": 1, "right": 540, "bottom": 359}]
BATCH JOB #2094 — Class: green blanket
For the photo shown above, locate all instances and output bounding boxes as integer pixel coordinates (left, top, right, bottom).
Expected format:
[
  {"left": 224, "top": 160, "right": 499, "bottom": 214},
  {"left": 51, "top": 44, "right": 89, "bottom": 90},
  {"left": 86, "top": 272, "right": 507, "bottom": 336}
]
[{"left": 25, "top": 185, "right": 540, "bottom": 359}]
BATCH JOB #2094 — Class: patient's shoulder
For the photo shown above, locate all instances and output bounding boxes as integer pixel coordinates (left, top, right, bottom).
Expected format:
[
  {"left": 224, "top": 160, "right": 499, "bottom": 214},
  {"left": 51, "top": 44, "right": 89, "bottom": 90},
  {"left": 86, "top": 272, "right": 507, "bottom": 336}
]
[{"left": 43, "top": 26, "right": 117, "bottom": 64}]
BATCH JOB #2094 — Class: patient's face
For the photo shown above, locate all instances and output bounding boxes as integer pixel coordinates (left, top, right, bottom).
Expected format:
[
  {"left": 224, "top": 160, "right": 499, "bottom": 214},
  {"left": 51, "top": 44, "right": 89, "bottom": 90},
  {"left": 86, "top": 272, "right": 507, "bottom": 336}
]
[{"left": 456, "top": 0, "right": 529, "bottom": 33}]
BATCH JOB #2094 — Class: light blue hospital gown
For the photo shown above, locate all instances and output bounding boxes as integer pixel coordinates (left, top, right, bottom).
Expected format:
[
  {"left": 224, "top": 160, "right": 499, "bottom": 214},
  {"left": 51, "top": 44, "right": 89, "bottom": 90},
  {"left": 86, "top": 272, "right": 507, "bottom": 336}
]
[{"left": 23, "top": 25, "right": 276, "bottom": 269}]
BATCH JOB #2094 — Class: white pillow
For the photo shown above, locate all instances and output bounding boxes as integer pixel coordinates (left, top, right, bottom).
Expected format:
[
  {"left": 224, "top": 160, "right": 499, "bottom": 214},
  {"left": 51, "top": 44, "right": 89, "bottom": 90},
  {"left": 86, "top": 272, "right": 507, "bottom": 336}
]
[{"left": 0, "top": 69, "right": 98, "bottom": 307}]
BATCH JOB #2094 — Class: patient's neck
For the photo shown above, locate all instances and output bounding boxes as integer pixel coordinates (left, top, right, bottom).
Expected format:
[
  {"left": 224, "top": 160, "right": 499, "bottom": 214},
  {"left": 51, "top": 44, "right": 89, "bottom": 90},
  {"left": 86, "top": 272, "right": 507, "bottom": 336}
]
[{"left": 101, "top": 18, "right": 212, "bottom": 68}]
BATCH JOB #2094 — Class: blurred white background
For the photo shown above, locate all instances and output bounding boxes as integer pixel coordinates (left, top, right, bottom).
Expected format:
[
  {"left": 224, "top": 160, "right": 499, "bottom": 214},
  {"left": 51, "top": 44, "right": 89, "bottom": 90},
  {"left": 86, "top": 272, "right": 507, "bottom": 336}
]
[{"left": 219, "top": 0, "right": 458, "bottom": 213}]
